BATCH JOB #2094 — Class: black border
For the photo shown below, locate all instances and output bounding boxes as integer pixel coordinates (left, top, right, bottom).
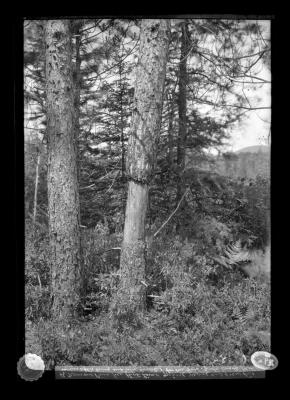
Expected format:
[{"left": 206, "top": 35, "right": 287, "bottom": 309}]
[{"left": 11, "top": 11, "right": 285, "bottom": 388}]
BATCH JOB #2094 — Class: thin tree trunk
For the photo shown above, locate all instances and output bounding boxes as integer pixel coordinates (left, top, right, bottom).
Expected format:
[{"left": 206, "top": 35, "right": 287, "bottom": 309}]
[
  {"left": 73, "top": 21, "right": 82, "bottom": 182},
  {"left": 119, "top": 61, "right": 126, "bottom": 181},
  {"left": 118, "top": 59, "right": 126, "bottom": 215},
  {"left": 121, "top": 102, "right": 125, "bottom": 181},
  {"left": 33, "top": 149, "right": 41, "bottom": 230},
  {"left": 112, "top": 19, "right": 170, "bottom": 315},
  {"left": 167, "top": 93, "right": 175, "bottom": 172},
  {"left": 176, "top": 21, "right": 189, "bottom": 206},
  {"left": 72, "top": 21, "right": 86, "bottom": 291},
  {"left": 45, "top": 20, "right": 82, "bottom": 322},
  {"left": 121, "top": 99, "right": 126, "bottom": 216}
]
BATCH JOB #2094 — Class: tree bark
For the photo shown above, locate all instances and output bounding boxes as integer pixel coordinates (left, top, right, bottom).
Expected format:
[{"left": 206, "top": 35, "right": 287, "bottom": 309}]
[
  {"left": 72, "top": 20, "right": 83, "bottom": 182},
  {"left": 167, "top": 92, "right": 175, "bottom": 172},
  {"left": 118, "top": 59, "right": 126, "bottom": 181},
  {"left": 118, "top": 57, "right": 127, "bottom": 215},
  {"left": 112, "top": 19, "right": 170, "bottom": 315},
  {"left": 176, "top": 21, "right": 190, "bottom": 205},
  {"left": 45, "top": 20, "right": 82, "bottom": 322},
  {"left": 33, "top": 148, "right": 41, "bottom": 231}
]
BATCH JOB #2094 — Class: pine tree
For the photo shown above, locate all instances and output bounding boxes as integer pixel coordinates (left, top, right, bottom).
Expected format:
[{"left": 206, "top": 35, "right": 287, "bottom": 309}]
[
  {"left": 45, "top": 20, "right": 83, "bottom": 321},
  {"left": 111, "top": 19, "right": 170, "bottom": 315}
]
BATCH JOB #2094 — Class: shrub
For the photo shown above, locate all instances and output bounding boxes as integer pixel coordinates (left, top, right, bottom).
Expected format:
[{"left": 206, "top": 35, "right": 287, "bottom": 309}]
[
  {"left": 81, "top": 222, "right": 121, "bottom": 285},
  {"left": 25, "top": 220, "right": 51, "bottom": 322},
  {"left": 80, "top": 273, "right": 120, "bottom": 317}
]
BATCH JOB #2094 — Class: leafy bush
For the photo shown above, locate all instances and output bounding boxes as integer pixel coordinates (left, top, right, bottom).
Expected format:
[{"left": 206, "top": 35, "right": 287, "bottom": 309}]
[
  {"left": 79, "top": 222, "right": 122, "bottom": 317},
  {"left": 192, "top": 216, "right": 233, "bottom": 254},
  {"left": 241, "top": 176, "right": 270, "bottom": 247},
  {"left": 25, "top": 220, "right": 51, "bottom": 321},
  {"left": 170, "top": 172, "right": 270, "bottom": 250},
  {"left": 82, "top": 222, "right": 121, "bottom": 282},
  {"left": 25, "top": 284, "right": 51, "bottom": 321},
  {"left": 80, "top": 273, "right": 120, "bottom": 317}
]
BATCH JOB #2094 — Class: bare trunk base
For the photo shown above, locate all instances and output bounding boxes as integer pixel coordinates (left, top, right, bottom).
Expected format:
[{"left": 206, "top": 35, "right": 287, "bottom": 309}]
[{"left": 110, "top": 181, "right": 148, "bottom": 319}]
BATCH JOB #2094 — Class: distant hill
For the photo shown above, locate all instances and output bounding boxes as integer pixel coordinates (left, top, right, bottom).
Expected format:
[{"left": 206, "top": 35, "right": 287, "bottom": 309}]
[
  {"left": 236, "top": 145, "right": 270, "bottom": 154},
  {"left": 185, "top": 144, "right": 270, "bottom": 179},
  {"left": 217, "top": 145, "right": 270, "bottom": 178}
]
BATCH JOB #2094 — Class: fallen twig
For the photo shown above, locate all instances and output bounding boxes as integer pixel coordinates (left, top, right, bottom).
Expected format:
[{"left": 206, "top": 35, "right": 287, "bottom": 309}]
[
  {"left": 153, "top": 188, "right": 189, "bottom": 238},
  {"left": 37, "top": 273, "right": 42, "bottom": 290}
]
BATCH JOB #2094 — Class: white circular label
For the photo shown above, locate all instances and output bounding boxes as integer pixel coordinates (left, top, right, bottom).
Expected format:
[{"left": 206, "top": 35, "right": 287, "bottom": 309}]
[
  {"left": 251, "top": 351, "right": 278, "bottom": 370},
  {"left": 25, "top": 353, "right": 45, "bottom": 371}
]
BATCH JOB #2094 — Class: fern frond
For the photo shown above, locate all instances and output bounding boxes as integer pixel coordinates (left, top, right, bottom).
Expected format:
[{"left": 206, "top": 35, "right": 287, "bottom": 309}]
[
  {"left": 232, "top": 305, "right": 254, "bottom": 325},
  {"left": 213, "top": 240, "right": 252, "bottom": 270},
  {"left": 223, "top": 240, "right": 251, "bottom": 265}
]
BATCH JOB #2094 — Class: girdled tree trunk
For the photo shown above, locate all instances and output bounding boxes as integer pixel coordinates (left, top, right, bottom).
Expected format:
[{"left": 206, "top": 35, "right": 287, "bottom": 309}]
[
  {"left": 45, "top": 20, "right": 82, "bottom": 322},
  {"left": 112, "top": 19, "right": 170, "bottom": 315}
]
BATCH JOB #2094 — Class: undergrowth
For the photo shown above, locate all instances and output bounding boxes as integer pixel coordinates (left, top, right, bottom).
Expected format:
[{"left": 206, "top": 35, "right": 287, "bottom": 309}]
[
  {"left": 25, "top": 222, "right": 270, "bottom": 368},
  {"left": 25, "top": 176, "right": 270, "bottom": 367}
]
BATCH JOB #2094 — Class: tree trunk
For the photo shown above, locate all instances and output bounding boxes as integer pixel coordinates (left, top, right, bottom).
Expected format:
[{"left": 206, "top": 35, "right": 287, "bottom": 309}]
[
  {"left": 33, "top": 148, "right": 41, "bottom": 231},
  {"left": 118, "top": 61, "right": 126, "bottom": 181},
  {"left": 72, "top": 20, "right": 82, "bottom": 182},
  {"left": 112, "top": 19, "right": 170, "bottom": 316},
  {"left": 167, "top": 92, "right": 175, "bottom": 173},
  {"left": 176, "top": 21, "right": 190, "bottom": 205},
  {"left": 118, "top": 59, "right": 126, "bottom": 215},
  {"left": 45, "top": 20, "right": 82, "bottom": 322}
]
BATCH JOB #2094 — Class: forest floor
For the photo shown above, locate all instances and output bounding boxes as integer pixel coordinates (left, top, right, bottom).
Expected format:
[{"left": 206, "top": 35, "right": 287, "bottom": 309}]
[{"left": 25, "top": 227, "right": 271, "bottom": 369}]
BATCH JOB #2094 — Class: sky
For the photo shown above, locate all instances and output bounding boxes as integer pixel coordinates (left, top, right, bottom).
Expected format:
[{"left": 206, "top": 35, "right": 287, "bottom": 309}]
[
  {"left": 229, "top": 64, "right": 271, "bottom": 152},
  {"left": 226, "top": 20, "right": 271, "bottom": 152},
  {"left": 231, "top": 108, "right": 271, "bottom": 151}
]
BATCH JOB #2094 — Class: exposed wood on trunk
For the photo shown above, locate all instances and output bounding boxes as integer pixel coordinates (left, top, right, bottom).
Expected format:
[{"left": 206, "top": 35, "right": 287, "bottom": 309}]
[
  {"left": 112, "top": 19, "right": 170, "bottom": 315},
  {"left": 112, "top": 182, "right": 148, "bottom": 313},
  {"left": 45, "top": 20, "right": 82, "bottom": 322}
]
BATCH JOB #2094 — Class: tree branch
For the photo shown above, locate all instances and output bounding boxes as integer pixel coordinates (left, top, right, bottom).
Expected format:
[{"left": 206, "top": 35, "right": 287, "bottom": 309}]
[{"left": 153, "top": 188, "right": 189, "bottom": 238}]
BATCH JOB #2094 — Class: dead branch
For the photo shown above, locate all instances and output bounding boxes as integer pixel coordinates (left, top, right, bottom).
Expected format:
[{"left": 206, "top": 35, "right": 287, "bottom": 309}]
[{"left": 153, "top": 188, "right": 189, "bottom": 238}]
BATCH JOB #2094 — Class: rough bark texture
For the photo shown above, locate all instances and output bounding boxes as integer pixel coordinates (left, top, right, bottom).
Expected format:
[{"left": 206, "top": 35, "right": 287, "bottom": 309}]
[
  {"left": 45, "top": 20, "right": 82, "bottom": 322},
  {"left": 176, "top": 21, "right": 190, "bottom": 205},
  {"left": 72, "top": 21, "right": 82, "bottom": 182},
  {"left": 33, "top": 149, "right": 40, "bottom": 230},
  {"left": 167, "top": 93, "right": 175, "bottom": 170},
  {"left": 118, "top": 61, "right": 126, "bottom": 181},
  {"left": 126, "top": 19, "right": 171, "bottom": 185},
  {"left": 113, "top": 19, "right": 170, "bottom": 315}
]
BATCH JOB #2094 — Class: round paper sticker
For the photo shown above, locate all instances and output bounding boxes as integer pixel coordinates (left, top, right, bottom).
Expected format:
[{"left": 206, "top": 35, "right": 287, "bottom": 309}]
[
  {"left": 17, "top": 353, "right": 45, "bottom": 381},
  {"left": 251, "top": 351, "right": 278, "bottom": 370}
]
